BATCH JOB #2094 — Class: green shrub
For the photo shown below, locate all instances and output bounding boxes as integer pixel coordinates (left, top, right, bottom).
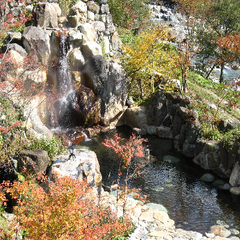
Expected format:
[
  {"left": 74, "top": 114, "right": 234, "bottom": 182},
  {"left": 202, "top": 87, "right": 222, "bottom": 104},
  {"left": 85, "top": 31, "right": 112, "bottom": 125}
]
[{"left": 25, "top": 135, "right": 65, "bottom": 162}]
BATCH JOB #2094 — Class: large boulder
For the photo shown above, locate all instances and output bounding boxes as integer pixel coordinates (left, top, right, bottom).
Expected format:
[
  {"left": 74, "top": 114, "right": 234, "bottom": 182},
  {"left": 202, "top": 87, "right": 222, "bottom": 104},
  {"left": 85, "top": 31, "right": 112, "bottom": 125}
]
[
  {"left": 79, "top": 23, "right": 97, "bottom": 43},
  {"left": 147, "top": 90, "right": 167, "bottom": 126},
  {"left": 51, "top": 149, "right": 102, "bottom": 196},
  {"left": 33, "top": 2, "right": 61, "bottom": 29},
  {"left": 82, "top": 41, "right": 102, "bottom": 58},
  {"left": 80, "top": 55, "right": 128, "bottom": 126},
  {"left": 23, "top": 26, "right": 50, "bottom": 64},
  {"left": 123, "top": 106, "right": 148, "bottom": 129}
]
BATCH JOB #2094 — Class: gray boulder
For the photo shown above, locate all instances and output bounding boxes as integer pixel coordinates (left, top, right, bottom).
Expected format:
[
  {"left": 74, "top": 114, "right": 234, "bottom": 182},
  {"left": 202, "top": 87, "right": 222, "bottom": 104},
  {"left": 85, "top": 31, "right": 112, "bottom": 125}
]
[
  {"left": 87, "top": 1, "right": 100, "bottom": 14},
  {"left": 68, "top": 1, "right": 88, "bottom": 27},
  {"left": 23, "top": 26, "right": 50, "bottom": 64},
  {"left": 229, "top": 162, "right": 240, "bottom": 187},
  {"left": 157, "top": 126, "right": 173, "bottom": 139},
  {"left": 33, "top": 3, "right": 61, "bottom": 29},
  {"left": 82, "top": 41, "right": 102, "bottom": 58}
]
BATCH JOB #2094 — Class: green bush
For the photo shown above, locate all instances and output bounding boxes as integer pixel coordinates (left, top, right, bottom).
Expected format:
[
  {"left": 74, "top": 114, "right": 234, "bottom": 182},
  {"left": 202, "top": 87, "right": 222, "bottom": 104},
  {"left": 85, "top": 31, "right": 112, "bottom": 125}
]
[{"left": 25, "top": 135, "right": 65, "bottom": 162}]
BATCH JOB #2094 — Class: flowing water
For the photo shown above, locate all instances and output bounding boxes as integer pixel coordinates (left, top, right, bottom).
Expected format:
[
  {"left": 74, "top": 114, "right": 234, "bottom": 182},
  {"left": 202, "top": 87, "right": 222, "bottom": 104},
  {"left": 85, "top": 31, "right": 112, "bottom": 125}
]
[{"left": 78, "top": 126, "right": 240, "bottom": 235}]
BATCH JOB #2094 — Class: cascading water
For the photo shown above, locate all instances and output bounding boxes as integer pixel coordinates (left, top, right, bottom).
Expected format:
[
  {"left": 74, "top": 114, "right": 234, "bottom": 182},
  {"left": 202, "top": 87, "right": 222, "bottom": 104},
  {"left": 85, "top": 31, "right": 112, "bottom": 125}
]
[
  {"left": 47, "top": 30, "right": 75, "bottom": 129},
  {"left": 57, "top": 32, "right": 73, "bottom": 96}
]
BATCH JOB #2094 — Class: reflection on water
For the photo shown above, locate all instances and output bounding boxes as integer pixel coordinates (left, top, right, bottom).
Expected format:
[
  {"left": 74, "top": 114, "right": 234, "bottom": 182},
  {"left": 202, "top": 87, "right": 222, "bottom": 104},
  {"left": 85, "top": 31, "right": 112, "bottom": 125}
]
[
  {"left": 79, "top": 126, "right": 240, "bottom": 235},
  {"left": 140, "top": 163, "right": 240, "bottom": 233}
]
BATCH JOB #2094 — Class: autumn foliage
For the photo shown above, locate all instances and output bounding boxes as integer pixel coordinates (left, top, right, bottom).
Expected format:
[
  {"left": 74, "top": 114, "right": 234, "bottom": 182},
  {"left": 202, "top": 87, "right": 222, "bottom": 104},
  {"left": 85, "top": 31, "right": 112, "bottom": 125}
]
[
  {"left": 0, "top": 173, "right": 132, "bottom": 239},
  {"left": 102, "top": 133, "right": 147, "bottom": 168},
  {"left": 122, "top": 24, "right": 178, "bottom": 97}
]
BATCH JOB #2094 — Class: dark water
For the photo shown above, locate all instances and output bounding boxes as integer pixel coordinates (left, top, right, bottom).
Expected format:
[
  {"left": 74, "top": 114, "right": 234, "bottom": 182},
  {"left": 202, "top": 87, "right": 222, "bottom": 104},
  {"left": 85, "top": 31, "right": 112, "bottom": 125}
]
[{"left": 78, "top": 126, "right": 240, "bottom": 235}]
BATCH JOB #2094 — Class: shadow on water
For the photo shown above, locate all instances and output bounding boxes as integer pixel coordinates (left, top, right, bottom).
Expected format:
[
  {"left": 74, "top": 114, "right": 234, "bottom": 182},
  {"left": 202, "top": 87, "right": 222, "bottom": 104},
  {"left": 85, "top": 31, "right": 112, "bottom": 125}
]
[{"left": 78, "top": 125, "right": 240, "bottom": 235}]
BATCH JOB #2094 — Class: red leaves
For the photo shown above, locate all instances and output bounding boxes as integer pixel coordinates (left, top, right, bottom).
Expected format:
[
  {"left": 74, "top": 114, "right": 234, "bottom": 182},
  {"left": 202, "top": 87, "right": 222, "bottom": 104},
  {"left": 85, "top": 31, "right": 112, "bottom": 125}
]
[
  {"left": 0, "top": 122, "right": 20, "bottom": 133},
  {"left": 102, "top": 133, "right": 148, "bottom": 168}
]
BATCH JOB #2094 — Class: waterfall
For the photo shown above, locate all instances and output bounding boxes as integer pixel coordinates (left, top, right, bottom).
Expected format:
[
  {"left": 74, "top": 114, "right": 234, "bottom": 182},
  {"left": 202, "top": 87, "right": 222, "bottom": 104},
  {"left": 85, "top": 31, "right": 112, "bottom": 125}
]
[
  {"left": 47, "top": 31, "right": 75, "bottom": 129},
  {"left": 57, "top": 31, "right": 73, "bottom": 96}
]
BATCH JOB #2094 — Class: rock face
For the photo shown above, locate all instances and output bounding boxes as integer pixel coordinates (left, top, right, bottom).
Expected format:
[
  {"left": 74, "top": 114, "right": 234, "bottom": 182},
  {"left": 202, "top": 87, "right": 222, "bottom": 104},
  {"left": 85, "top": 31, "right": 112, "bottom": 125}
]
[
  {"left": 33, "top": 2, "right": 61, "bottom": 29},
  {"left": 3, "top": 0, "right": 127, "bottom": 131}
]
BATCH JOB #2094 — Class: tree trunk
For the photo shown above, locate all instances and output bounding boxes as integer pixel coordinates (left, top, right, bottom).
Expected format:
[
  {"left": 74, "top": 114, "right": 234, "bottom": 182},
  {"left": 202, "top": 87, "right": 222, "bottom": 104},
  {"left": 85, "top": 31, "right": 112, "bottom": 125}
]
[
  {"left": 205, "top": 63, "right": 216, "bottom": 79},
  {"left": 219, "top": 62, "right": 225, "bottom": 83},
  {"left": 137, "top": 78, "right": 143, "bottom": 98}
]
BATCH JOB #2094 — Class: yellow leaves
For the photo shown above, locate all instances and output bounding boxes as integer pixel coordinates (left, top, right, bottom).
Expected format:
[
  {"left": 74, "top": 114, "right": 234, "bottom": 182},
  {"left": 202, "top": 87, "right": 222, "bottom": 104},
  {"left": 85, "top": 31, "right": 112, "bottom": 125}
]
[{"left": 122, "top": 24, "right": 178, "bottom": 96}]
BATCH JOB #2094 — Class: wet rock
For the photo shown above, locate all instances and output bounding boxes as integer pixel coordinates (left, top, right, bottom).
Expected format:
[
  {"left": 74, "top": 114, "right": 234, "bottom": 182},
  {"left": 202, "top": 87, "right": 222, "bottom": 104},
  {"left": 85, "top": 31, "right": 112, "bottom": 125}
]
[
  {"left": 74, "top": 84, "right": 101, "bottom": 127},
  {"left": 212, "top": 179, "right": 226, "bottom": 188},
  {"left": 219, "top": 183, "right": 231, "bottom": 190},
  {"left": 200, "top": 173, "right": 215, "bottom": 182},
  {"left": 163, "top": 155, "right": 180, "bottom": 164}
]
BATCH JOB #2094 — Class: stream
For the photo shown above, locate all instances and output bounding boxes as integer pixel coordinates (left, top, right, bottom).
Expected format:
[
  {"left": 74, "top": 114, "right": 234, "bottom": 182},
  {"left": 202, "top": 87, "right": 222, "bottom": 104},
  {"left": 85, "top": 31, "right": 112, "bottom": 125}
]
[{"left": 78, "top": 126, "right": 240, "bottom": 235}]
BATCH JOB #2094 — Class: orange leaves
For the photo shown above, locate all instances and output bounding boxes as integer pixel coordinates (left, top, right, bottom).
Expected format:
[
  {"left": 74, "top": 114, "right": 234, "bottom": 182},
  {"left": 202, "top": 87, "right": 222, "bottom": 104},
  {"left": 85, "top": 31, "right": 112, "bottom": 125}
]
[
  {"left": 1, "top": 174, "right": 132, "bottom": 239},
  {"left": 217, "top": 34, "right": 240, "bottom": 55}
]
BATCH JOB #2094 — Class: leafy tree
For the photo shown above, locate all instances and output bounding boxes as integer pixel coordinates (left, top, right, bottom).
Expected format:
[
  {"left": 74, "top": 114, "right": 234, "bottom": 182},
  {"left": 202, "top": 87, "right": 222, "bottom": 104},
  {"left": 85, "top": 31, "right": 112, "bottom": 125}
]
[
  {"left": 122, "top": 24, "right": 178, "bottom": 97},
  {"left": 108, "top": 0, "right": 150, "bottom": 31},
  {"left": 102, "top": 133, "right": 149, "bottom": 212},
  {"left": 176, "top": 0, "right": 240, "bottom": 83}
]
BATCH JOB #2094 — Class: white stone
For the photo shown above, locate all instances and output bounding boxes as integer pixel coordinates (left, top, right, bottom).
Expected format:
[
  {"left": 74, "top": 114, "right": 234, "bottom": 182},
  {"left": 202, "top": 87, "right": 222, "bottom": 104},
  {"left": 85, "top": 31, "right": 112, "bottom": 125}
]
[
  {"left": 51, "top": 149, "right": 102, "bottom": 194},
  {"left": 79, "top": 23, "right": 97, "bottom": 42},
  {"left": 230, "top": 187, "right": 240, "bottom": 195},
  {"left": 87, "top": 11, "right": 95, "bottom": 21},
  {"left": 75, "top": 1, "right": 87, "bottom": 13},
  {"left": 102, "top": 36, "right": 110, "bottom": 54}
]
